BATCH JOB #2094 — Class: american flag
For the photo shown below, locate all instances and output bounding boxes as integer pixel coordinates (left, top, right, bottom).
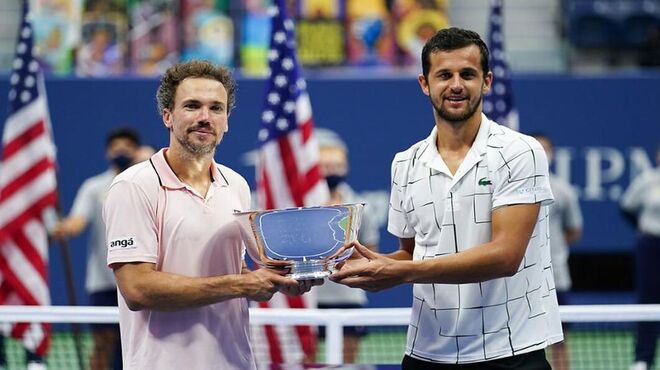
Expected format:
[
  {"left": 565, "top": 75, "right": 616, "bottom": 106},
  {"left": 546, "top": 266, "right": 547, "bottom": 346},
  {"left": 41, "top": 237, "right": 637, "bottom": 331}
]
[
  {"left": 252, "top": 0, "right": 329, "bottom": 364},
  {"left": 483, "top": 0, "right": 519, "bottom": 131},
  {"left": 0, "top": 0, "right": 57, "bottom": 357}
]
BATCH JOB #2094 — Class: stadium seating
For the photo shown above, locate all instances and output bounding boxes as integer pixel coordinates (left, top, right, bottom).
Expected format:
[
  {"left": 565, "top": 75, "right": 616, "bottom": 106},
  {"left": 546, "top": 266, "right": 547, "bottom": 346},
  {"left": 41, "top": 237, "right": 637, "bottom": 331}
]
[{"left": 566, "top": 0, "right": 660, "bottom": 48}]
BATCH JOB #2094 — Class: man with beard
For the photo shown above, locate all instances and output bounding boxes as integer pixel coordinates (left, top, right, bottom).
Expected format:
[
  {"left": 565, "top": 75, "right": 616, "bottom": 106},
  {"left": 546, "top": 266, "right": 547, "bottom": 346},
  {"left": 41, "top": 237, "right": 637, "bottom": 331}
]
[
  {"left": 103, "top": 60, "right": 319, "bottom": 369},
  {"left": 331, "top": 28, "right": 562, "bottom": 369}
]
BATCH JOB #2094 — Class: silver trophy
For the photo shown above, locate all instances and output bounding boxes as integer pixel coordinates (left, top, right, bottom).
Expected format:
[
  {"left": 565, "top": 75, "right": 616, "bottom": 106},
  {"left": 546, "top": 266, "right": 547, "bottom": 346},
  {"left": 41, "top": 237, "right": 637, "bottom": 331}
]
[{"left": 234, "top": 203, "right": 364, "bottom": 280}]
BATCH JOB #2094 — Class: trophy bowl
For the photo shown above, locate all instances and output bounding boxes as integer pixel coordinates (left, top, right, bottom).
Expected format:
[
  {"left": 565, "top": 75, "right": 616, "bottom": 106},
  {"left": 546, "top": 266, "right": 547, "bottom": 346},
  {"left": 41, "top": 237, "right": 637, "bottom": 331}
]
[{"left": 234, "top": 203, "right": 364, "bottom": 280}]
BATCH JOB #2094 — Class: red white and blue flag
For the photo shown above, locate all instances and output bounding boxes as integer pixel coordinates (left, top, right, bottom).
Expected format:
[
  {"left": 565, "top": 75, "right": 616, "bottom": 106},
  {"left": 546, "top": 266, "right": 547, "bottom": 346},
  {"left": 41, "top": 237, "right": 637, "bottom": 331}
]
[
  {"left": 253, "top": 0, "right": 329, "bottom": 364},
  {"left": 483, "top": 0, "right": 519, "bottom": 130},
  {"left": 0, "top": 0, "right": 57, "bottom": 357}
]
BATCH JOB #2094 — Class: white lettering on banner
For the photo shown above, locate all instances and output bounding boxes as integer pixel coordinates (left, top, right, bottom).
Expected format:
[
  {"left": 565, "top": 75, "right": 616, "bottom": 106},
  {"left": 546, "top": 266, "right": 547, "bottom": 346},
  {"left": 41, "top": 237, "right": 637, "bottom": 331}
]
[
  {"left": 554, "top": 147, "right": 574, "bottom": 186},
  {"left": 554, "top": 146, "right": 654, "bottom": 202},
  {"left": 584, "top": 147, "right": 625, "bottom": 201},
  {"left": 629, "top": 147, "right": 654, "bottom": 180}
]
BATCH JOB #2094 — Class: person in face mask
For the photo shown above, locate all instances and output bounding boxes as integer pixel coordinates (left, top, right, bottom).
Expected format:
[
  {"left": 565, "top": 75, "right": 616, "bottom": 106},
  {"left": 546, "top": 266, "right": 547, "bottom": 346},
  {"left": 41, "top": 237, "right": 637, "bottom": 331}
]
[
  {"left": 314, "top": 128, "right": 382, "bottom": 363},
  {"left": 51, "top": 127, "right": 141, "bottom": 370}
]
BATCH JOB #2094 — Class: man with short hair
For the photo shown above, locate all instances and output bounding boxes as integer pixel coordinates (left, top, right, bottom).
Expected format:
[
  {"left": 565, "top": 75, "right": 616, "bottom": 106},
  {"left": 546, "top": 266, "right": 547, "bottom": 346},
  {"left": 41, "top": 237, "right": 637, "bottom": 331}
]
[
  {"left": 103, "top": 60, "right": 319, "bottom": 369},
  {"left": 332, "top": 27, "right": 563, "bottom": 369}
]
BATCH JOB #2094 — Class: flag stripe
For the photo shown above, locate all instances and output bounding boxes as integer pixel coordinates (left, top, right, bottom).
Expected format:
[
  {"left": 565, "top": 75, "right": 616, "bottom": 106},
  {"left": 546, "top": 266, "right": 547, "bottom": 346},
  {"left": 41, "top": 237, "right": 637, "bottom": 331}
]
[
  {"left": 483, "top": 0, "right": 519, "bottom": 130},
  {"left": 0, "top": 244, "right": 40, "bottom": 305},
  {"left": 0, "top": 170, "right": 57, "bottom": 232},
  {"left": 1, "top": 97, "right": 50, "bottom": 146},
  {"left": 0, "top": 157, "right": 53, "bottom": 201},
  {"left": 0, "top": 279, "right": 11, "bottom": 303},
  {"left": 0, "top": 0, "right": 55, "bottom": 357},
  {"left": 11, "top": 322, "right": 29, "bottom": 338},
  {"left": 261, "top": 144, "right": 295, "bottom": 207},
  {"left": 35, "top": 325, "right": 50, "bottom": 356},
  {"left": 286, "top": 296, "right": 316, "bottom": 356},
  {"left": 277, "top": 136, "right": 304, "bottom": 206},
  {"left": 1, "top": 119, "right": 46, "bottom": 160},
  {"left": 259, "top": 167, "right": 275, "bottom": 210},
  {"left": 254, "top": 1, "right": 329, "bottom": 363},
  {"left": 0, "top": 191, "right": 57, "bottom": 243},
  {"left": 0, "top": 133, "right": 56, "bottom": 188},
  {"left": 8, "top": 233, "right": 48, "bottom": 288},
  {"left": 10, "top": 228, "right": 47, "bottom": 281},
  {"left": 1, "top": 224, "right": 49, "bottom": 303},
  {"left": 288, "top": 120, "right": 319, "bottom": 175},
  {"left": 295, "top": 93, "right": 313, "bottom": 129},
  {"left": 258, "top": 301, "right": 284, "bottom": 363},
  {"left": 299, "top": 115, "right": 313, "bottom": 141}
]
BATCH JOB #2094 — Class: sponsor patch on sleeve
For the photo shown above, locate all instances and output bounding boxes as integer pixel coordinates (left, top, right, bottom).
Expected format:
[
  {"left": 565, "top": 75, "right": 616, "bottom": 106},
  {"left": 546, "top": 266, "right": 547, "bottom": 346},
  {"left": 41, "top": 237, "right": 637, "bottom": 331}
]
[
  {"left": 108, "top": 237, "right": 137, "bottom": 251},
  {"left": 516, "top": 186, "right": 548, "bottom": 195}
]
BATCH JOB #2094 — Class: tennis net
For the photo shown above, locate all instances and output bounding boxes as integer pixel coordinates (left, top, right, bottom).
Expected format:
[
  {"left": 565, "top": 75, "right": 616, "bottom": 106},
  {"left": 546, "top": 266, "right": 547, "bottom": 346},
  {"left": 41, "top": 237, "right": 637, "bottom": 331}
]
[{"left": 0, "top": 304, "right": 659, "bottom": 369}]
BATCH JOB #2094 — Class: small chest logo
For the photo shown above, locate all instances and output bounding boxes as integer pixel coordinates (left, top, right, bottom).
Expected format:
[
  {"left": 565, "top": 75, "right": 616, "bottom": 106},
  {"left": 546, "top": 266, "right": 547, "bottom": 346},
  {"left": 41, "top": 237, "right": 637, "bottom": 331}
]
[
  {"left": 109, "top": 237, "right": 136, "bottom": 250},
  {"left": 478, "top": 177, "right": 492, "bottom": 186}
]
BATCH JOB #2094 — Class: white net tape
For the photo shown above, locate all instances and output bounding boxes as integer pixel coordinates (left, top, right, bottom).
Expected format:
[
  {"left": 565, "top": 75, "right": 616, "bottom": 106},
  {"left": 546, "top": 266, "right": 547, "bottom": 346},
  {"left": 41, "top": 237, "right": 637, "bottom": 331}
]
[{"left": 1, "top": 304, "right": 659, "bottom": 366}]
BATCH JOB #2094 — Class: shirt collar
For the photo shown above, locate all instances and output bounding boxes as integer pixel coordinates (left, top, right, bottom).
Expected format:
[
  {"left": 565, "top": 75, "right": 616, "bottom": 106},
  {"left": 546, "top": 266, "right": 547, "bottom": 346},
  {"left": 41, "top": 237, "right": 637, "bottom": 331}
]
[
  {"left": 150, "top": 148, "right": 229, "bottom": 189},
  {"left": 418, "top": 113, "right": 493, "bottom": 171}
]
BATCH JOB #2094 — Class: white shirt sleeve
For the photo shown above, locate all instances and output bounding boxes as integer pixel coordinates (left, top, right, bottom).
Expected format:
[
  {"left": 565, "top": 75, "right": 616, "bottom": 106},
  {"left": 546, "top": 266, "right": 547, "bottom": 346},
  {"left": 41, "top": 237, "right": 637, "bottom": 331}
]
[
  {"left": 387, "top": 152, "right": 416, "bottom": 239},
  {"left": 492, "top": 137, "right": 554, "bottom": 208}
]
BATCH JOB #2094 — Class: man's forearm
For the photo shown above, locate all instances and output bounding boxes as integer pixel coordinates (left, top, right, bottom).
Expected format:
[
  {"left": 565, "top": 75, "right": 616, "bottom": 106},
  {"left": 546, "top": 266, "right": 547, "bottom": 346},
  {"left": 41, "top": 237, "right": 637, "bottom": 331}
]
[{"left": 117, "top": 269, "right": 247, "bottom": 311}]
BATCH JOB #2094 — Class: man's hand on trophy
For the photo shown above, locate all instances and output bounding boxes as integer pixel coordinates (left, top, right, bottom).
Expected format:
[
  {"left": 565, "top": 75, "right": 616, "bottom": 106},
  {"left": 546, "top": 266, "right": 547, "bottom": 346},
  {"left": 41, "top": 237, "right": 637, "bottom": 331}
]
[
  {"left": 278, "top": 278, "right": 324, "bottom": 296},
  {"left": 330, "top": 242, "right": 404, "bottom": 292},
  {"left": 328, "top": 240, "right": 366, "bottom": 267}
]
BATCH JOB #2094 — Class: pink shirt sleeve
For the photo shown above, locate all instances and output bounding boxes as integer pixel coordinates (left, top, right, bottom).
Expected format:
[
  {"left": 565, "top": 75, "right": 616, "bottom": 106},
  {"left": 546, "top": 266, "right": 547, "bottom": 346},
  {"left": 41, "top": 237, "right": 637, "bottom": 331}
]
[{"left": 104, "top": 179, "right": 159, "bottom": 267}]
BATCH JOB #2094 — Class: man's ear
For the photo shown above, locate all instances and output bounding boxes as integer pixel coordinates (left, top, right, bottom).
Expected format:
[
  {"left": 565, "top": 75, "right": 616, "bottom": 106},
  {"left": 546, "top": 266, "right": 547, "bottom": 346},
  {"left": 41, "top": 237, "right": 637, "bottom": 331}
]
[
  {"left": 162, "top": 109, "right": 172, "bottom": 129},
  {"left": 482, "top": 71, "right": 493, "bottom": 95},
  {"left": 418, "top": 74, "right": 430, "bottom": 96}
]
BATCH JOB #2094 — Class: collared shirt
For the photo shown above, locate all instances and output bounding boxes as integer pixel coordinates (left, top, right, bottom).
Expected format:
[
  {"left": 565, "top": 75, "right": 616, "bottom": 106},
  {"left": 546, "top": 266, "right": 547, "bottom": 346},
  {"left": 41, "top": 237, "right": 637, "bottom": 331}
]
[
  {"left": 388, "top": 115, "right": 562, "bottom": 364},
  {"left": 104, "top": 148, "right": 254, "bottom": 370},
  {"left": 621, "top": 167, "right": 660, "bottom": 237},
  {"left": 70, "top": 169, "right": 117, "bottom": 293}
]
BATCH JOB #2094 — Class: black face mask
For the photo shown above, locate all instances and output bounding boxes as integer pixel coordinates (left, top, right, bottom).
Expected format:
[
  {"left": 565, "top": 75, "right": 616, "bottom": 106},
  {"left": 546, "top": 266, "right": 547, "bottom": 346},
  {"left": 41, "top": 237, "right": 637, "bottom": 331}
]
[
  {"left": 325, "top": 175, "right": 345, "bottom": 191},
  {"left": 110, "top": 154, "right": 133, "bottom": 171}
]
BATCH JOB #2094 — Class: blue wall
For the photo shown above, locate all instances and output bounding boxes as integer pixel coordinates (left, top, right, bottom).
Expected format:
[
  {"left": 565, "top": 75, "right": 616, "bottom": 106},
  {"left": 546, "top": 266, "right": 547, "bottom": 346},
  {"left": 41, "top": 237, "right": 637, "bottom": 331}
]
[{"left": 1, "top": 72, "right": 659, "bottom": 307}]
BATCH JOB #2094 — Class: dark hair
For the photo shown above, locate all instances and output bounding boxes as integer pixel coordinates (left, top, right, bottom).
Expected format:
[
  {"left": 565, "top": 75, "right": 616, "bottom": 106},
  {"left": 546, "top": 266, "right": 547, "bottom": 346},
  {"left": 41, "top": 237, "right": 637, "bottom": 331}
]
[
  {"left": 421, "top": 27, "right": 490, "bottom": 79},
  {"left": 156, "top": 60, "right": 236, "bottom": 114},
  {"left": 106, "top": 127, "right": 141, "bottom": 148}
]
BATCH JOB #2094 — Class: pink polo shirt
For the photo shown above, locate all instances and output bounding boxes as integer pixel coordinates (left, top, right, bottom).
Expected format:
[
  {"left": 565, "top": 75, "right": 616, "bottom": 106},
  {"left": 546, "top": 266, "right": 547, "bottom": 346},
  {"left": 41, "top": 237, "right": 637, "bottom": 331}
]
[{"left": 103, "top": 149, "right": 255, "bottom": 370}]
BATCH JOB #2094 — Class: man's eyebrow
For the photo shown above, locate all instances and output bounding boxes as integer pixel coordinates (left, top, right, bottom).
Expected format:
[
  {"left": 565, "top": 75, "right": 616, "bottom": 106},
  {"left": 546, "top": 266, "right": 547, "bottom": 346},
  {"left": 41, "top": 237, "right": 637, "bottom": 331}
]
[{"left": 180, "top": 99, "right": 225, "bottom": 106}]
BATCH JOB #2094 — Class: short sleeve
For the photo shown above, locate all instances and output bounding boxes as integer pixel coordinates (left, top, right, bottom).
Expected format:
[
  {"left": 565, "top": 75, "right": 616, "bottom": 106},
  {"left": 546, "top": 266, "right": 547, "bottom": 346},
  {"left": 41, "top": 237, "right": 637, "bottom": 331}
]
[
  {"left": 70, "top": 178, "right": 96, "bottom": 221},
  {"left": 103, "top": 179, "right": 159, "bottom": 267},
  {"left": 492, "top": 137, "right": 554, "bottom": 209},
  {"left": 387, "top": 153, "right": 415, "bottom": 238}
]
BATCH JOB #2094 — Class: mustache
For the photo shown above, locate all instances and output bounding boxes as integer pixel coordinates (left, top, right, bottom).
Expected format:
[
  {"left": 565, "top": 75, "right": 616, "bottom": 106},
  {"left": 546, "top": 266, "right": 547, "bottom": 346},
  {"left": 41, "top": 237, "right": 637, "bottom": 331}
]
[{"left": 187, "top": 123, "right": 216, "bottom": 135}]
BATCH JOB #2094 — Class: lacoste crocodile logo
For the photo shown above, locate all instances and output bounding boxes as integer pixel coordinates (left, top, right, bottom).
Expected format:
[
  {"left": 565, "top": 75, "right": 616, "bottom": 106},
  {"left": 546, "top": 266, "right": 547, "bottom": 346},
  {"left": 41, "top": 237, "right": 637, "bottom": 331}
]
[{"left": 478, "top": 177, "right": 492, "bottom": 186}]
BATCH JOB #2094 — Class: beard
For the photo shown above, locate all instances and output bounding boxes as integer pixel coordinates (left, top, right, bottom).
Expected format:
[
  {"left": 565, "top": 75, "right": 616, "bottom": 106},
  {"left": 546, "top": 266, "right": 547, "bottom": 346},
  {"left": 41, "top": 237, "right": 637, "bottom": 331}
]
[
  {"left": 431, "top": 93, "right": 483, "bottom": 123},
  {"left": 174, "top": 124, "right": 219, "bottom": 156}
]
